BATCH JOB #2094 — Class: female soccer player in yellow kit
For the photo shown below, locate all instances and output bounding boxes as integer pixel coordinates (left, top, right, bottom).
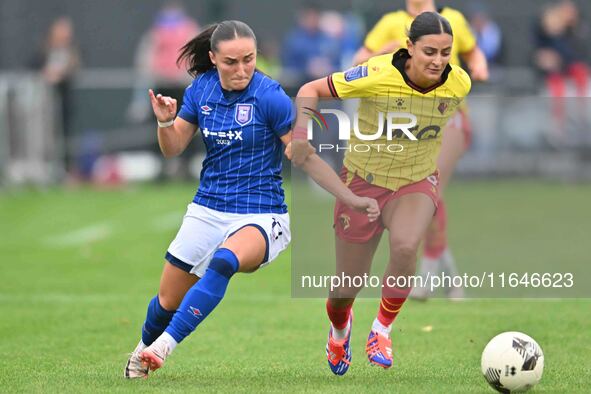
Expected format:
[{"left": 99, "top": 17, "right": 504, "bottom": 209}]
[
  {"left": 289, "top": 11, "right": 471, "bottom": 374},
  {"left": 353, "top": 0, "right": 489, "bottom": 299}
]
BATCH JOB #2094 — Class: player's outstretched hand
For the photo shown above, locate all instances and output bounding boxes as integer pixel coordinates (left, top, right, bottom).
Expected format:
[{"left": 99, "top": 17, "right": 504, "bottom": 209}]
[
  {"left": 149, "top": 89, "right": 177, "bottom": 122},
  {"left": 347, "top": 195, "right": 380, "bottom": 222}
]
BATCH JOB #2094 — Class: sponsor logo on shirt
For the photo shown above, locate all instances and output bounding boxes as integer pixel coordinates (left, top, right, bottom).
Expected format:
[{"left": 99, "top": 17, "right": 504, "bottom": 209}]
[
  {"left": 202, "top": 127, "right": 243, "bottom": 145},
  {"left": 201, "top": 105, "right": 213, "bottom": 115}
]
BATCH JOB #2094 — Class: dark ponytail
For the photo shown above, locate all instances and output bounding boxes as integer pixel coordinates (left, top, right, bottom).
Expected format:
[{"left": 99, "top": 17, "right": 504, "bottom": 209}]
[
  {"left": 408, "top": 11, "right": 453, "bottom": 43},
  {"left": 177, "top": 20, "right": 257, "bottom": 77},
  {"left": 177, "top": 24, "right": 218, "bottom": 76}
]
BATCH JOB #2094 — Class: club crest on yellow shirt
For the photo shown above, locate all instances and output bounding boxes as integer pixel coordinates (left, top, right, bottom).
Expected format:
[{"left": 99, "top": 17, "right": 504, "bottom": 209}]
[{"left": 438, "top": 99, "right": 450, "bottom": 115}]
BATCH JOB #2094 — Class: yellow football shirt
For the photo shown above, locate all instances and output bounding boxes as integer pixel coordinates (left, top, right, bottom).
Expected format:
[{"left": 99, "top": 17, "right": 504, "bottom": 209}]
[
  {"left": 364, "top": 7, "right": 477, "bottom": 67},
  {"left": 328, "top": 49, "right": 471, "bottom": 191}
]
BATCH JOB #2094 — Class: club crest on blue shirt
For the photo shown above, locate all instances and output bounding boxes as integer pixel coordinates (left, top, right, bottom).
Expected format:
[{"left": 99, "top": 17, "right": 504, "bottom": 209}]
[{"left": 235, "top": 103, "right": 253, "bottom": 126}]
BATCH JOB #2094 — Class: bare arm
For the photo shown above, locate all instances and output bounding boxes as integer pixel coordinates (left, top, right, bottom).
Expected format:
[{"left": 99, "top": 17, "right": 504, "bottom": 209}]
[
  {"left": 281, "top": 78, "right": 380, "bottom": 221},
  {"left": 289, "top": 77, "right": 333, "bottom": 164},
  {"left": 461, "top": 46, "right": 489, "bottom": 82},
  {"left": 352, "top": 40, "right": 402, "bottom": 66},
  {"left": 292, "top": 78, "right": 331, "bottom": 122},
  {"left": 157, "top": 117, "right": 197, "bottom": 158},
  {"left": 280, "top": 133, "right": 379, "bottom": 222},
  {"left": 300, "top": 153, "right": 358, "bottom": 205},
  {"left": 149, "top": 89, "right": 198, "bottom": 158},
  {"left": 352, "top": 47, "right": 374, "bottom": 66}
]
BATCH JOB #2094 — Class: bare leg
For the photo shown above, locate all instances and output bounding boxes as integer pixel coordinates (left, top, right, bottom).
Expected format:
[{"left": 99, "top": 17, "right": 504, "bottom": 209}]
[
  {"left": 382, "top": 193, "right": 436, "bottom": 288},
  {"left": 364, "top": 192, "right": 436, "bottom": 368},
  {"left": 418, "top": 120, "right": 467, "bottom": 299},
  {"left": 330, "top": 233, "right": 382, "bottom": 307},
  {"left": 158, "top": 262, "right": 200, "bottom": 310},
  {"left": 221, "top": 225, "right": 267, "bottom": 272}
]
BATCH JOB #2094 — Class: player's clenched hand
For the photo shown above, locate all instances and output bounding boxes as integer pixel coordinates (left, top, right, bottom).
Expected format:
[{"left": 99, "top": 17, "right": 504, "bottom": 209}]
[
  {"left": 149, "top": 89, "right": 177, "bottom": 122},
  {"left": 346, "top": 195, "right": 380, "bottom": 222},
  {"left": 284, "top": 140, "right": 316, "bottom": 166}
]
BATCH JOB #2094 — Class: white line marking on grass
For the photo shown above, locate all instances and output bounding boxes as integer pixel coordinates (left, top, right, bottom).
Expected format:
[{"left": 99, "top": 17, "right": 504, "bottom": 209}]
[
  {"left": 0, "top": 293, "right": 127, "bottom": 303},
  {"left": 43, "top": 223, "right": 112, "bottom": 247},
  {"left": 0, "top": 293, "right": 586, "bottom": 305},
  {"left": 0, "top": 293, "right": 323, "bottom": 304}
]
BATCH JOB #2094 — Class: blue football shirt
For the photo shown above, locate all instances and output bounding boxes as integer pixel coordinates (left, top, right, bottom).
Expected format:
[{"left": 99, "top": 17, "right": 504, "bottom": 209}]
[{"left": 177, "top": 70, "right": 293, "bottom": 214}]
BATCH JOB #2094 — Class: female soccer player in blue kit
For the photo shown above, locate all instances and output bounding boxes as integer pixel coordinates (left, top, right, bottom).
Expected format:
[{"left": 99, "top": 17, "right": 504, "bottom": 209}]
[{"left": 123, "top": 20, "right": 379, "bottom": 378}]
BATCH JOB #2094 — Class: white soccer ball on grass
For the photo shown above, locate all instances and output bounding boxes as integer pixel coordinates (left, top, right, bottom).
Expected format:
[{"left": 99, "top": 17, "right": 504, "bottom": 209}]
[{"left": 481, "top": 331, "right": 544, "bottom": 393}]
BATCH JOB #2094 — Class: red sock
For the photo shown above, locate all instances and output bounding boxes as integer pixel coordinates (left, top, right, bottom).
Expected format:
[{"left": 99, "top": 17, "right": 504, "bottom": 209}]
[
  {"left": 423, "top": 199, "right": 448, "bottom": 259},
  {"left": 568, "top": 63, "right": 589, "bottom": 96},
  {"left": 377, "top": 287, "right": 411, "bottom": 326},
  {"left": 326, "top": 299, "right": 352, "bottom": 330},
  {"left": 547, "top": 73, "right": 566, "bottom": 122}
]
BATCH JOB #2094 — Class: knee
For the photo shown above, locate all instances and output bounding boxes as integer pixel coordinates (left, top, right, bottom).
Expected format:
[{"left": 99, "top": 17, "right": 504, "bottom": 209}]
[
  {"left": 157, "top": 291, "right": 182, "bottom": 312},
  {"left": 209, "top": 248, "right": 240, "bottom": 278},
  {"left": 390, "top": 239, "right": 419, "bottom": 260},
  {"left": 389, "top": 238, "right": 420, "bottom": 273}
]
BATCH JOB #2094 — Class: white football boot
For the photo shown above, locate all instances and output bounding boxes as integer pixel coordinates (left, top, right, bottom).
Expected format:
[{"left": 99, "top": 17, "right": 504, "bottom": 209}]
[
  {"left": 140, "top": 336, "right": 173, "bottom": 372},
  {"left": 124, "top": 340, "right": 149, "bottom": 379}
]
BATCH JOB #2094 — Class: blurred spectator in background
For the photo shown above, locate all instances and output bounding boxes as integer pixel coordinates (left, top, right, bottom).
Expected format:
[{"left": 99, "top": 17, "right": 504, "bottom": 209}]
[
  {"left": 128, "top": 1, "right": 200, "bottom": 180},
  {"left": 280, "top": 3, "right": 341, "bottom": 90},
  {"left": 128, "top": 1, "right": 199, "bottom": 123},
  {"left": 469, "top": 5, "right": 503, "bottom": 66},
  {"left": 533, "top": 0, "right": 589, "bottom": 98},
  {"left": 283, "top": 8, "right": 362, "bottom": 169},
  {"left": 32, "top": 16, "right": 80, "bottom": 173},
  {"left": 314, "top": 10, "right": 364, "bottom": 170},
  {"left": 319, "top": 11, "right": 364, "bottom": 69},
  {"left": 256, "top": 39, "right": 282, "bottom": 80},
  {"left": 533, "top": 0, "right": 590, "bottom": 143}
]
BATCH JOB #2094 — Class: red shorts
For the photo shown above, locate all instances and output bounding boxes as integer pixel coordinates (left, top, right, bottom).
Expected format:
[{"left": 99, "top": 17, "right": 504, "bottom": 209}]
[
  {"left": 447, "top": 109, "right": 472, "bottom": 148},
  {"left": 334, "top": 168, "right": 440, "bottom": 243}
]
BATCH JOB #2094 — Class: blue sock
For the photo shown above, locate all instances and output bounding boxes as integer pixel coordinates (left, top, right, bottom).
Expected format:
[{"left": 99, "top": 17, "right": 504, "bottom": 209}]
[
  {"left": 141, "top": 295, "right": 175, "bottom": 346},
  {"left": 165, "top": 248, "right": 239, "bottom": 343}
]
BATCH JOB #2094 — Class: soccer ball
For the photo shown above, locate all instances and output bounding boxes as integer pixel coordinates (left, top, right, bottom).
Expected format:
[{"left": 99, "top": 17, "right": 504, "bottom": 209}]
[{"left": 481, "top": 332, "right": 544, "bottom": 393}]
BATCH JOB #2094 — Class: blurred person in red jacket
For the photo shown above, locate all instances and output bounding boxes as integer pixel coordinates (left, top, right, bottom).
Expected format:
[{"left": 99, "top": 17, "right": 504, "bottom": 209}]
[
  {"left": 533, "top": 0, "right": 589, "bottom": 142},
  {"left": 128, "top": 2, "right": 200, "bottom": 179},
  {"left": 534, "top": 0, "right": 589, "bottom": 98}
]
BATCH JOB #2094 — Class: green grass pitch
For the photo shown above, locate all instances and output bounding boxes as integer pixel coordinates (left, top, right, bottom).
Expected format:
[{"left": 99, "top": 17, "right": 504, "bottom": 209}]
[{"left": 1, "top": 180, "right": 590, "bottom": 392}]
